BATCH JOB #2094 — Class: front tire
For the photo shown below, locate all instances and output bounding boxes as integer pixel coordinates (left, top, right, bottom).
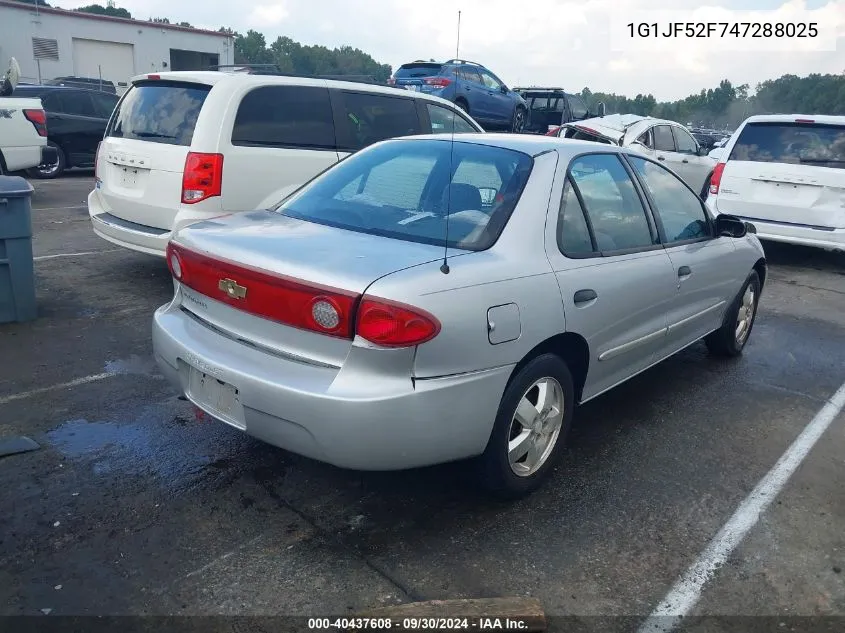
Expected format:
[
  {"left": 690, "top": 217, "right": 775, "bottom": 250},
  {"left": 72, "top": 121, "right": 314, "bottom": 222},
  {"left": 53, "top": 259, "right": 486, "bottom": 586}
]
[
  {"left": 705, "top": 270, "right": 761, "bottom": 357},
  {"left": 27, "top": 141, "right": 64, "bottom": 179},
  {"left": 476, "top": 354, "right": 574, "bottom": 498}
]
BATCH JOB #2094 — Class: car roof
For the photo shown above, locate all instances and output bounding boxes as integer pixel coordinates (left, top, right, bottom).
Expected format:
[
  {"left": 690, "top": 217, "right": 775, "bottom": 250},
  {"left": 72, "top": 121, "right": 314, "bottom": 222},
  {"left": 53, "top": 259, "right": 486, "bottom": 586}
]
[
  {"left": 130, "top": 71, "right": 471, "bottom": 110},
  {"left": 14, "top": 85, "right": 114, "bottom": 95},
  {"left": 740, "top": 113, "right": 845, "bottom": 126},
  {"left": 401, "top": 132, "right": 632, "bottom": 157}
]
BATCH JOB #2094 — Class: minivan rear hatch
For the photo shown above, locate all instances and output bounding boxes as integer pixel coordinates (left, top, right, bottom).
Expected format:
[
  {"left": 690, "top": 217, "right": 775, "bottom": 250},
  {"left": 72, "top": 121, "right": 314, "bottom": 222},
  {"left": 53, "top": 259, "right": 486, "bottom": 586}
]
[
  {"left": 717, "top": 120, "right": 845, "bottom": 229},
  {"left": 96, "top": 79, "right": 213, "bottom": 230}
]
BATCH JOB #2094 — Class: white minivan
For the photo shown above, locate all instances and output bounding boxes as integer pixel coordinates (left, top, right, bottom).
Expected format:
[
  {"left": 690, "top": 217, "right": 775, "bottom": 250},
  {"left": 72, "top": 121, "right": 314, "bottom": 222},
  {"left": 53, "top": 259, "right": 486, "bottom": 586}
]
[
  {"left": 88, "top": 71, "right": 484, "bottom": 257},
  {"left": 708, "top": 114, "right": 845, "bottom": 251}
]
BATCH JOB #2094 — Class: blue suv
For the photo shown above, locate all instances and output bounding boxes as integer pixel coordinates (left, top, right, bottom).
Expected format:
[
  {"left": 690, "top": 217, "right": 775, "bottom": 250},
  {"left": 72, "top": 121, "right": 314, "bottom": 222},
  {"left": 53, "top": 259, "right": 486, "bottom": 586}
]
[{"left": 389, "top": 59, "right": 527, "bottom": 132}]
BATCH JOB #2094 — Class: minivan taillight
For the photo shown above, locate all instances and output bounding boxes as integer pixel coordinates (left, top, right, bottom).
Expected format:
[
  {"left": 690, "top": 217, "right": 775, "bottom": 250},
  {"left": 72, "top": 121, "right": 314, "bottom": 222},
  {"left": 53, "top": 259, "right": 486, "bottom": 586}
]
[
  {"left": 94, "top": 141, "right": 102, "bottom": 181},
  {"left": 356, "top": 298, "right": 441, "bottom": 348},
  {"left": 182, "top": 152, "right": 223, "bottom": 204},
  {"left": 23, "top": 109, "right": 47, "bottom": 136},
  {"left": 710, "top": 162, "right": 726, "bottom": 196},
  {"left": 424, "top": 77, "right": 452, "bottom": 87}
]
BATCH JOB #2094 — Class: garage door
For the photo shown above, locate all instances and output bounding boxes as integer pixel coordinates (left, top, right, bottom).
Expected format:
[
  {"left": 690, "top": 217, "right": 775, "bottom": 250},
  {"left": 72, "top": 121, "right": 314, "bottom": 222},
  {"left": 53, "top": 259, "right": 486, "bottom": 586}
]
[{"left": 72, "top": 38, "right": 135, "bottom": 93}]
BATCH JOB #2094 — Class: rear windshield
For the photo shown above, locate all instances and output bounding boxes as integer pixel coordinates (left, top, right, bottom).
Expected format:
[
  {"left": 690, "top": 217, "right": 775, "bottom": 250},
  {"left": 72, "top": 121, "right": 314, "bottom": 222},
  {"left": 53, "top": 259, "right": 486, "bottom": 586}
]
[
  {"left": 730, "top": 121, "right": 845, "bottom": 169},
  {"left": 276, "top": 139, "right": 533, "bottom": 251},
  {"left": 106, "top": 81, "right": 211, "bottom": 146},
  {"left": 395, "top": 64, "right": 444, "bottom": 78}
]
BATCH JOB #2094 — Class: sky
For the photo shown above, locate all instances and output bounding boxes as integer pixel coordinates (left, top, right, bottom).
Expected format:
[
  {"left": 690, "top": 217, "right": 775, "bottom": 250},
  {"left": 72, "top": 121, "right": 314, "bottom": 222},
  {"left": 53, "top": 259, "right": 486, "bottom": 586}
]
[{"left": 48, "top": 0, "right": 845, "bottom": 100}]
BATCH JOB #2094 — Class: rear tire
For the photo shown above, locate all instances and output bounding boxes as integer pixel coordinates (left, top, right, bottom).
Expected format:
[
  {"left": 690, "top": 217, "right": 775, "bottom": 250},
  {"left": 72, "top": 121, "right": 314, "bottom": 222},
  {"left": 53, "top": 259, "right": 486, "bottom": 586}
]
[
  {"left": 705, "top": 270, "right": 760, "bottom": 357},
  {"left": 455, "top": 98, "right": 469, "bottom": 114},
  {"left": 27, "top": 141, "right": 64, "bottom": 180},
  {"left": 475, "top": 353, "right": 574, "bottom": 499},
  {"left": 511, "top": 106, "right": 526, "bottom": 133}
]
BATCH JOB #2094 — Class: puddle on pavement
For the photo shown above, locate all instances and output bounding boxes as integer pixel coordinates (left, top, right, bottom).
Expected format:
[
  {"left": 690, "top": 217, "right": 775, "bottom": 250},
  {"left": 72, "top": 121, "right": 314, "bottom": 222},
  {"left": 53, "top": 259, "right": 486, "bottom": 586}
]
[{"left": 45, "top": 401, "right": 266, "bottom": 494}]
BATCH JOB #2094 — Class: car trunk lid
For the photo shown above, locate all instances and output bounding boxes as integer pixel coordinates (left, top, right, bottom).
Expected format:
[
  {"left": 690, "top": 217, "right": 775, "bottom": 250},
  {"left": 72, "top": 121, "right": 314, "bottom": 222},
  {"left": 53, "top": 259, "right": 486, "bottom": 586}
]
[{"left": 171, "top": 210, "right": 449, "bottom": 367}]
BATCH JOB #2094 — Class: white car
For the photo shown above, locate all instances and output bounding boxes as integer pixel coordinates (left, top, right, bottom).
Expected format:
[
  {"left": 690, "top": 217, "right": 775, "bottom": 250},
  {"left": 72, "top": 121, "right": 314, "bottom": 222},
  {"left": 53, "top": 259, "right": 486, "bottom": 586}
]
[
  {"left": 551, "top": 114, "right": 716, "bottom": 199},
  {"left": 88, "top": 71, "right": 484, "bottom": 257},
  {"left": 708, "top": 114, "right": 845, "bottom": 252}
]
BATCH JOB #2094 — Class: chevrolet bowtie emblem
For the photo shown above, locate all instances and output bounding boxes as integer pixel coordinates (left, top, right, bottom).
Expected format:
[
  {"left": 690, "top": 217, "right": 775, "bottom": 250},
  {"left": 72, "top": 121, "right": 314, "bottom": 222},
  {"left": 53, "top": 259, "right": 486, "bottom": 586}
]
[{"left": 218, "top": 278, "right": 247, "bottom": 299}]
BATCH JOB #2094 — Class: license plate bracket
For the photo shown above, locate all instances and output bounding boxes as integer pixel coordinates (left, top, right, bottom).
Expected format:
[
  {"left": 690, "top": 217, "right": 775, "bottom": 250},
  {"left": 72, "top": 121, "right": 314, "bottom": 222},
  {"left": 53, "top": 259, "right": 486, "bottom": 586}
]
[{"left": 186, "top": 366, "right": 245, "bottom": 430}]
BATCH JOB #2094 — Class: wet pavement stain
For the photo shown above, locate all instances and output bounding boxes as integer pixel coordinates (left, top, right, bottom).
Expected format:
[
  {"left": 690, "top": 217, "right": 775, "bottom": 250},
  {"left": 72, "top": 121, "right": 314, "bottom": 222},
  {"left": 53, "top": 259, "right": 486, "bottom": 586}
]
[{"left": 44, "top": 401, "right": 263, "bottom": 495}]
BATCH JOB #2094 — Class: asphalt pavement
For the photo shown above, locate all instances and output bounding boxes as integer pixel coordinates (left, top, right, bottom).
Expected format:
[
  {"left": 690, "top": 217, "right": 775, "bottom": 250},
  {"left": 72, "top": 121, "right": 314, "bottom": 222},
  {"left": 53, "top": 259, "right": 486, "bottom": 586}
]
[{"left": 1, "top": 173, "right": 843, "bottom": 631}]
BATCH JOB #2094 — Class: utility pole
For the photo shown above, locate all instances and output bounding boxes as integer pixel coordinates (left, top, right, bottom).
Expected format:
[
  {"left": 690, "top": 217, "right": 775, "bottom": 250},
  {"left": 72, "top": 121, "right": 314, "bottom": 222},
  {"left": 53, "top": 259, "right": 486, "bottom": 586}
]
[{"left": 456, "top": 11, "right": 461, "bottom": 59}]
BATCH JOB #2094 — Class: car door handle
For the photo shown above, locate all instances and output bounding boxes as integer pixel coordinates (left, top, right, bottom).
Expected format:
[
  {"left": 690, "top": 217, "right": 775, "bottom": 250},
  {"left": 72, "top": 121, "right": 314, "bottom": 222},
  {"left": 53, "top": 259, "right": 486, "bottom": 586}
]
[
  {"left": 682, "top": 159, "right": 689, "bottom": 163},
  {"left": 678, "top": 266, "right": 692, "bottom": 278},
  {"left": 574, "top": 289, "right": 598, "bottom": 305},
  {"left": 657, "top": 156, "right": 666, "bottom": 161}
]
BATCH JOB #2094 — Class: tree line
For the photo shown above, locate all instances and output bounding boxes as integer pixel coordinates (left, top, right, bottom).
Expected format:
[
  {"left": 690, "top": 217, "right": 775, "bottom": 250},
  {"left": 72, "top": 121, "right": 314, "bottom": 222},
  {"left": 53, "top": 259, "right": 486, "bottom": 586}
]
[{"left": 11, "top": 0, "right": 844, "bottom": 125}]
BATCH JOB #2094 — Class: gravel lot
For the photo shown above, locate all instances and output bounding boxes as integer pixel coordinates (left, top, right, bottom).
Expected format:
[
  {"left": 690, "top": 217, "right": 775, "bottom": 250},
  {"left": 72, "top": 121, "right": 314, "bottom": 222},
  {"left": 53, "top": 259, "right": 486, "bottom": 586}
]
[{"left": 1, "top": 172, "right": 843, "bottom": 630}]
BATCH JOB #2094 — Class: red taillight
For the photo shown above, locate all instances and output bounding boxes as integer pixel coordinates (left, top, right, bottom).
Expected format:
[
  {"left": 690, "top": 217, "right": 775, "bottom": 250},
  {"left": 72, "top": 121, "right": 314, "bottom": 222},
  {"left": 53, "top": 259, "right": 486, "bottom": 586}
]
[
  {"left": 23, "top": 109, "right": 47, "bottom": 136},
  {"left": 148, "top": 74, "right": 161, "bottom": 80},
  {"left": 181, "top": 152, "right": 223, "bottom": 204},
  {"left": 424, "top": 77, "right": 452, "bottom": 87},
  {"left": 94, "top": 141, "right": 102, "bottom": 180},
  {"left": 169, "top": 243, "right": 359, "bottom": 338},
  {"left": 710, "top": 162, "right": 726, "bottom": 195},
  {"left": 356, "top": 298, "right": 440, "bottom": 348}
]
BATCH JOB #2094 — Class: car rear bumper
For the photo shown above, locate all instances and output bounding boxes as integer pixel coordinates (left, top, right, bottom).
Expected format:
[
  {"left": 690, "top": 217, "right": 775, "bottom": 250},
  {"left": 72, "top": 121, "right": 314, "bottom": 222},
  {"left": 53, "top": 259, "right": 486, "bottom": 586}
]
[
  {"left": 735, "top": 216, "right": 845, "bottom": 252},
  {"left": 152, "top": 299, "right": 511, "bottom": 471}
]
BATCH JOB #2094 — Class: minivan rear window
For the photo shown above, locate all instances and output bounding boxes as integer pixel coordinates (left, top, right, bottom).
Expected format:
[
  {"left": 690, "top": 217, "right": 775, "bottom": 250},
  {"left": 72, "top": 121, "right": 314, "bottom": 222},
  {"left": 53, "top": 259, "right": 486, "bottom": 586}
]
[
  {"left": 276, "top": 139, "right": 533, "bottom": 251},
  {"left": 730, "top": 121, "right": 845, "bottom": 169},
  {"left": 106, "top": 81, "right": 211, "bottom": 146}
]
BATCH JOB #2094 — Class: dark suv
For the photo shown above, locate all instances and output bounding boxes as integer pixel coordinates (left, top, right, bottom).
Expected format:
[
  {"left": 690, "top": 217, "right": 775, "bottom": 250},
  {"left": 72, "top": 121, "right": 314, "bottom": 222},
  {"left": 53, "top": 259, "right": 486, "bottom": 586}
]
[
  {"left": 389, "top": 59, "right": 527, "bottom": 132},
  {"left": 12, "top": 85, "right": 119, "bottom": 178}
]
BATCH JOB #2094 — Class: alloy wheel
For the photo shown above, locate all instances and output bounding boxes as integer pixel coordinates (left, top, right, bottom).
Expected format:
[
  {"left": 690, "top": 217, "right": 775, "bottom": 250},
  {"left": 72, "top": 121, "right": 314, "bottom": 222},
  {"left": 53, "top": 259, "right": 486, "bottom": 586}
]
[{"left": 507, "top": 377, "right": 564, "bottom": 477}]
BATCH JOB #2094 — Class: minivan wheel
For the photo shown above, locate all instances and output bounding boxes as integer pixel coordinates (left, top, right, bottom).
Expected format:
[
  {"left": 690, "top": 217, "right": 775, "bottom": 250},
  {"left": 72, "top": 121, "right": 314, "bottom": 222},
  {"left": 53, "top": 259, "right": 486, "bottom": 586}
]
[
  {"left": 512, "top": 106, "right": 526, "bottom": 133},
  {"left": 27, "top": 142, "right": 64, "bottom": 179},
  {"left": 476, "top": 353, "right": 574, "bottom": 499},
  {"left": 705, "top": 270, "right": 761, "bottom": 357}
]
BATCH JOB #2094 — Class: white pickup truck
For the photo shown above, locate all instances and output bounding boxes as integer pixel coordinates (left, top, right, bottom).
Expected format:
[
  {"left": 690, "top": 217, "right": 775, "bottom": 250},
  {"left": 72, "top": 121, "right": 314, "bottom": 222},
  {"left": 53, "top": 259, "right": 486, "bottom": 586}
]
[{"left": 0, "top": 96, "right": 57, "bottom": 175}]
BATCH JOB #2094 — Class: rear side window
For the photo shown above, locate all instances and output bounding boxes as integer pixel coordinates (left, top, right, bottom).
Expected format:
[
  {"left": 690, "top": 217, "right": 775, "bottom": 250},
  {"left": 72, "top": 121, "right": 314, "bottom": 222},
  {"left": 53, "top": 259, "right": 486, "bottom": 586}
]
[
  {"left": 106, "top": 81, "right": 211, "bottom": 146},
  {"left": 729, "top": 122, "right": 845, "bottom": 169},
  {"left": 336, "top": 92, "right": 422, "bottom": 151},
  {"left": 232, "top": 86, "right": 335, "bottom": 150},
  {"left": 91, "top": 92, "right": 119, "bottom": 119},
  {"left": 568, "top": 154, "right": 655, "bottom": 252},
  {"left": 277, "top": 139, "right": 533, "bottom": 251},
  {"left": 557, "top": 177, "right": 595, "bottom": 256},
  {"left": 59, "top": 91, "right": 96, "bottom": 117},
  {"left": 653, "top": 125, "right": 675, "bottom": 152}
]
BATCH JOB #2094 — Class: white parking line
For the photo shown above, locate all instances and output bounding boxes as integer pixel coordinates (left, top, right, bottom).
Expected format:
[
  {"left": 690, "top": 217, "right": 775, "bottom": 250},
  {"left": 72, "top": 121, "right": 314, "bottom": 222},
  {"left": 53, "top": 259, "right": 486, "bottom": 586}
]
[
  {"left": 34, "top": 249, "right": 120, "bottom": 261},
  {"left": 638, "top": 379, "right": 845, "bottom": 633},
  {"left": 0, "top": 372, "right": 113, "bottom": 406}
]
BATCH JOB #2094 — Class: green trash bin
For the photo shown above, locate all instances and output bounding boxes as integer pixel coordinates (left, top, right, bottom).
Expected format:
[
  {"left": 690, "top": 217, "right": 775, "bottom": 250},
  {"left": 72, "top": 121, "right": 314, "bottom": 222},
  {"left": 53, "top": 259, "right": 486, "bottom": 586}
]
[{"left": 0, "top": 176, "right": 36, "bottom": 323}]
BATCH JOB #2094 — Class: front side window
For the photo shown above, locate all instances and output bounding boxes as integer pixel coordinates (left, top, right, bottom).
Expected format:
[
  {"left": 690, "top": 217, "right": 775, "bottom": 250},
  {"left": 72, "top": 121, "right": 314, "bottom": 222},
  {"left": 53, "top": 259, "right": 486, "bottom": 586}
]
[
  {"left": 568, "top": 153, "right": 655, "bottom": 252},
  {"left": 629, "top": 156, "right": 711, "bottom": 242},
  {"left": 91, "top": 92, "right": 119, "bottom": 119},
  {"left": 672, "top": 126, "right": 698, "bottom": 154},
  {"left": 277, "top": 139, "right": 533, "bottom": 251},
  {"left": 426, "top": 104, "right": 477, "bottom": 134},
  {"left": 232, "top": 85, "right": 335, "bottom": 150},
  {"left": 59, "top": 91, "right": 96, "bottom": 117},
  {"left": 337, "top": 92, "right": 421, "bottom": 151},
  {"left": 107, "top": 81, "right": 211, "bottom": 146},
  {"left": 729, "top": 121, "right": 845, "bottom": 169}
]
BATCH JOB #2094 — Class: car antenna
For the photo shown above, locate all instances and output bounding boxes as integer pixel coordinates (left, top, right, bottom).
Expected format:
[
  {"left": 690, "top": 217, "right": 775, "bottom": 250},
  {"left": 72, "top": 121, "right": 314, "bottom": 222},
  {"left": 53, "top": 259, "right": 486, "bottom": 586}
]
[{"left": 441, "top": 9, "right": 461, "bottom": 275}]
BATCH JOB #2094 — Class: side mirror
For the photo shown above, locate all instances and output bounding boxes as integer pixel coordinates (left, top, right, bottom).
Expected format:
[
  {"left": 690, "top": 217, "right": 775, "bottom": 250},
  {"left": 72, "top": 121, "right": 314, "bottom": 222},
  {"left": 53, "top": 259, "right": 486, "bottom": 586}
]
[
  {"left": 500, "top": 85, "right": 508, "bottom": 94},
  {"left": 715, "top": 214, "right": 748, "bottom": 238},
  {"left": 697, "top": 146, "right": 710, "bottom": 156},
  {"left": 597, "top": 102, "right": 606, "bottom": 117}
]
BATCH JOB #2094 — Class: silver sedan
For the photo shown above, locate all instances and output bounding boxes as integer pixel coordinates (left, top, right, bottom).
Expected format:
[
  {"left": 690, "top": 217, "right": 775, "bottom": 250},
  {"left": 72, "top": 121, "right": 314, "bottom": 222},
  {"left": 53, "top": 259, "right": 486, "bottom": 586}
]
[{"left": 153, "top": 133, "right": 766, "bottom": 498}]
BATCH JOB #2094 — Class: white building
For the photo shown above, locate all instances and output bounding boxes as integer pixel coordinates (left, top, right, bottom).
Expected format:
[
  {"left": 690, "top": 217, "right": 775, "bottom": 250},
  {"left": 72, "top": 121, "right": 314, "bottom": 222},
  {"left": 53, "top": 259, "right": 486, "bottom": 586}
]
[{"left": 0, "top": 0, "right": 234, "bottom": 93}]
